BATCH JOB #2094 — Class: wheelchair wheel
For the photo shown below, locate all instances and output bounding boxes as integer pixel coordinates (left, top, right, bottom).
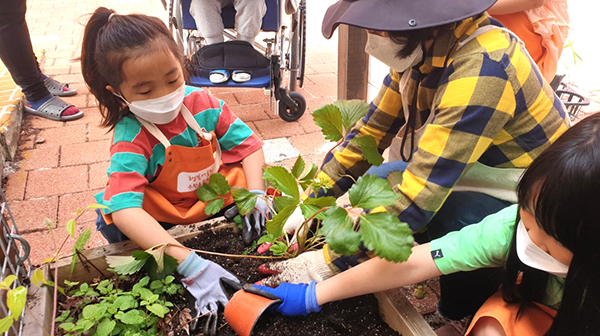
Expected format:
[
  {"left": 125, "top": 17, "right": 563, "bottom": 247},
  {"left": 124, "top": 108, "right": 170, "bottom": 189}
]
[{"left": 278, "top": 92, "right": 306, "bottom": 122}]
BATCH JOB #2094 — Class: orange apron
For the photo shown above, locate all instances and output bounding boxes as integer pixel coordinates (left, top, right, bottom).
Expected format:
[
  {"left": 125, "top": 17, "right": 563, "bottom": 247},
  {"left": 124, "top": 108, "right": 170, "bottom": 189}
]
[{"left": 103, "top": 105, "right": 246, "bottom": 225}]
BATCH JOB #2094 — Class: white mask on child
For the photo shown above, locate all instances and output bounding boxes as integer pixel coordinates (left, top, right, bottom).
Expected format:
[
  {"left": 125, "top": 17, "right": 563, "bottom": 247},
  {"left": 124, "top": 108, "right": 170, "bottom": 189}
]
[
  {"left": 116, "top": 84, "right": 185, "bottom": 124},
  {"left": 365, "top": 33, "right": 423, "bottom": 73},
  {"left": 516, "top": 220, "right": 569, "bottom": 278}
]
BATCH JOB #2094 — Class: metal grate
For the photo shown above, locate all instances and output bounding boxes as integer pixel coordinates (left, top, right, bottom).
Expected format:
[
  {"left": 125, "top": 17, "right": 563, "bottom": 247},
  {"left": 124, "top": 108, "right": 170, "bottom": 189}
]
[{"left": 0, "top": 188, "right": 31, "bottom": 336}]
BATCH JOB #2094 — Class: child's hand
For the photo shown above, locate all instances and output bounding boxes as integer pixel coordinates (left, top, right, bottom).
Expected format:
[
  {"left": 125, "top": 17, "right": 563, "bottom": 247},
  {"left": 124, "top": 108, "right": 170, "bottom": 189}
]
[
  {"left": 252, "top": 282, "right": 321, "bottom": 316},
  {"left": 242, "top": 190, "right": 271, "bottom": 245}
]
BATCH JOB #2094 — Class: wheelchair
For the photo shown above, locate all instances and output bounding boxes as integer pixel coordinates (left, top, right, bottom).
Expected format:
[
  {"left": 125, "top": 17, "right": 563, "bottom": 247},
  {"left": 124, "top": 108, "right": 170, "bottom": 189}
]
[{"left": 162, "top": 0, "right": 307, "bottom": 122}]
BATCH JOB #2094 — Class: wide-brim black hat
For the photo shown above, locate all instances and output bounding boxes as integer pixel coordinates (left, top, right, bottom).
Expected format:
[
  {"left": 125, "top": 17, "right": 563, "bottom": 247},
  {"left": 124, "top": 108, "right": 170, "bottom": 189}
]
[{"left": 322, "top": 0, "right": 497, "bottom": 39}]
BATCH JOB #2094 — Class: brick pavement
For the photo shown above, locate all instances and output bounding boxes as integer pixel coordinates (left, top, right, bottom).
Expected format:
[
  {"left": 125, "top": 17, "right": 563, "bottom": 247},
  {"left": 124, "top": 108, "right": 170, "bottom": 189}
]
[{"left": 4, "top": 0, "right": 338, "bottom": 264}]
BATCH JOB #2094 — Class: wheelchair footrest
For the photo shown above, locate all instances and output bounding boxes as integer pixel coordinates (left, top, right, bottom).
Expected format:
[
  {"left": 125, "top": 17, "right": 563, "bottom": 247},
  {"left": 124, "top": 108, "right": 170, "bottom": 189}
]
[{"left": 188, "top": 67, "right": 271, "bottom": 88}]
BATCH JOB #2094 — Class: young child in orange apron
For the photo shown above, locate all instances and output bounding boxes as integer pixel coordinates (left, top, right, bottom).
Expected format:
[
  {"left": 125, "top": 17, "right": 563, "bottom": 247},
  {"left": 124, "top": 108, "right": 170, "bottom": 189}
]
[
  {"left": 253, "top": 109, "right": 600, "bottom": 336},
  {"left": 80, "top": 8, "right": 269, "bottom": 333}
]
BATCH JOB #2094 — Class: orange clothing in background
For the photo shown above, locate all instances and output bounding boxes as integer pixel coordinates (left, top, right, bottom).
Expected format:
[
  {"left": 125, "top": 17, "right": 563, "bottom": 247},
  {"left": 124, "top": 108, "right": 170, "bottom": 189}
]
[{"left": 492, "top": 0, "right": 569, "bottom": 82}]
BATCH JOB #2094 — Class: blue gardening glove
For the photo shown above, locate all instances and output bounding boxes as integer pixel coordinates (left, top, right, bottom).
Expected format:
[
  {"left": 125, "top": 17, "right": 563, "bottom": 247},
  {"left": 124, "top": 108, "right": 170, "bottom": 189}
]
[
  {"left": 178, "top": 253, "right": 239, "bottom": 335},
  {"left": 253, "top": 281, "right": 321, "bottom": 316},
  {"left": 242, "top": 190, "right": 271, "bottom": 245}
]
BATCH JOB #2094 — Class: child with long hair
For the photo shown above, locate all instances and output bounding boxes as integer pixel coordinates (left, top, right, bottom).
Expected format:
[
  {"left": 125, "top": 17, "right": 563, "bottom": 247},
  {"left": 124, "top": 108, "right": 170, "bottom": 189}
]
[
  {"left": 256, "top": 113, "right": 600, "bottom": 335},
  {"left": 81, "top": 7, "right": 268, "bottom": 332}
]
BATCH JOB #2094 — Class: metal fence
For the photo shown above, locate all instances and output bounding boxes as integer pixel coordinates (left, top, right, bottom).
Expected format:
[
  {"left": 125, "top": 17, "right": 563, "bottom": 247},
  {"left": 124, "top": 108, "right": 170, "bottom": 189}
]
[{"left": 0, "top": 188, "right": 31, "bottom": 336}]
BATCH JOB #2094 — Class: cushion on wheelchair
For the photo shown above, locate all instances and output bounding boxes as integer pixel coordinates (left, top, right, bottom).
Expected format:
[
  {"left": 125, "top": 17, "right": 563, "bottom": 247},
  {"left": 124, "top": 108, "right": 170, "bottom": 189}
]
[{"left": 192, "top": 41, "right": 270, "bottom": 71}]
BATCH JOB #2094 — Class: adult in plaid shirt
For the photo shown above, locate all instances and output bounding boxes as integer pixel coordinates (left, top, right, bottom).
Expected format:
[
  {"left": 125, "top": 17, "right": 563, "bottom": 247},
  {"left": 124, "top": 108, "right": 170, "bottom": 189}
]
[{"left": 259, "top": 0, "right": 569, "bottom": 320}]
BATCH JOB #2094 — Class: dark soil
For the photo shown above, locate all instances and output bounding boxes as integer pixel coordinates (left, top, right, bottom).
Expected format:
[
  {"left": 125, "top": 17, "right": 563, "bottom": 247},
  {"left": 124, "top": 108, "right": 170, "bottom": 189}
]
[{"left": 183, "top": 223, "right": 400, "bottom": 336}]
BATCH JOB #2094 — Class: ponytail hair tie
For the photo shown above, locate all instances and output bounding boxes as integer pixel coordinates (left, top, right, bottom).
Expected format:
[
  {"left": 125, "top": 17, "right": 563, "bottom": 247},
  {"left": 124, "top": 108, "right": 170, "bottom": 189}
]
[{"left": 108, "top": 13, "right": 116, "bottom": 22}]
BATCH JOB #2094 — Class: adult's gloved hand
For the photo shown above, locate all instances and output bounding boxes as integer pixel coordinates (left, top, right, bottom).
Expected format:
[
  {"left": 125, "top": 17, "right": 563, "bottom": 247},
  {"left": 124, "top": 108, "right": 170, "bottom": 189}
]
[
  {"left": 258, "top": 249, "right": 335, "bottom": 287},
  {"left": 241, "top": 190, "right": 271, "bottom": 245},
  {"left": 178, "top": 253, "right": 239, "bottom": 335},
  {"left": 253, "top": 281, "right": 321, "bottom": 316}
]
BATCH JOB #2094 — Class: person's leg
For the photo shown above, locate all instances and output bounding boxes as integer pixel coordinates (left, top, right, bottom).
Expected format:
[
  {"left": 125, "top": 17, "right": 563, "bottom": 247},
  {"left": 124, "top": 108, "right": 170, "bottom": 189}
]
[
  {"left": 426, "top": 191, "right": 512, "bottom": 320},
  {"left": 189, "top": 0, "right": 226, "bottom": 44},
  {"left": 0, "top": 0, "right": 48, "bottom": 101},
  {"left": 95, "top": 209, "right": 175, "bottom": 244},
  {"left": 232, "top": 0, "right": 267, "bottom": 42},
  {"left": 0, "top": 0, "right": 81, "bottom": 120}
]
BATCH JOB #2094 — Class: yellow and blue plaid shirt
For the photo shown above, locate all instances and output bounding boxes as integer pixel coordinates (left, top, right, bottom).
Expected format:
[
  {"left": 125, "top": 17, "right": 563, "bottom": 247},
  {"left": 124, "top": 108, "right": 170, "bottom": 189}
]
[{"left": 318, "top": 15, "right": 569, "bottom": 232}]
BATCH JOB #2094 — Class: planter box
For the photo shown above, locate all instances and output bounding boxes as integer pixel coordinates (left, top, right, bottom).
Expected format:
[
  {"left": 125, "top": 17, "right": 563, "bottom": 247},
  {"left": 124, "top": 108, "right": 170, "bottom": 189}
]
[{"left": 23, "top": 217, "right": 435, "bottom": 335}]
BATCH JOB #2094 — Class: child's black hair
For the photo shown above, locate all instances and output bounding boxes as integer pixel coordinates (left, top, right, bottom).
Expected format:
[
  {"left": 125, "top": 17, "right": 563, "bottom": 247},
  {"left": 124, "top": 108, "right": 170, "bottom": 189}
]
[
  {"left": 502, "top": 113, "right": 600, "bottom": 335},
  {"left": 81, "top": 7, "right": 184, "bottom": 129}
]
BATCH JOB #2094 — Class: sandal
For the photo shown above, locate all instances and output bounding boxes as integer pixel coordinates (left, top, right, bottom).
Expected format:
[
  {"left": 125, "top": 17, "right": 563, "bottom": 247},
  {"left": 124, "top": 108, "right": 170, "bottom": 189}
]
[
  {"left": 43, "top": 77, "right": 77, "bottom": 97},
  {"left": 209, "top": 69, "right": 230, "bottom": 84},
  {"left": 232, "top": 70, "right": 251, "bottom": 83},
  {"left": 23, "top": 96, "right": 84, "bottom": 121}
]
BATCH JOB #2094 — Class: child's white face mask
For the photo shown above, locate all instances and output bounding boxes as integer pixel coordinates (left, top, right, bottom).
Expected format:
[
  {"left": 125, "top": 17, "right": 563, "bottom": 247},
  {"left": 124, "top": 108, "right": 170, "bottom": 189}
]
[
  {"left": 116, "top": 84, "right": 185, "bottom": 124},
  {"left": 364, "top": 33, "right": 423, "bottom": 73},
  {"left": 516, "top": 220, "right": 569, "bottom": 278}
]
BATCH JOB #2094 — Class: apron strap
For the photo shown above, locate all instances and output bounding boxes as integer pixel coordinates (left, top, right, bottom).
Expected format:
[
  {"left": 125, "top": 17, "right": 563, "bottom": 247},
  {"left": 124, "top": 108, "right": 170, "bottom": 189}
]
[
  {"left": 135, "top": 115, "right": 172, "bottom": 148},
  {"left": 180, "top": 105, "right": 222, "bottom": 174}
]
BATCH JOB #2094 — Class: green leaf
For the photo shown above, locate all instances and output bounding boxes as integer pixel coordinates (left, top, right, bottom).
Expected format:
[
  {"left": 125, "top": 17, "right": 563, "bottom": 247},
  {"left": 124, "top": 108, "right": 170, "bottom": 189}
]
[
  {"left": 204, "top": 198, "right": 225, "bottom": 216},
  {"left": 321, "top": 207, "right": 362, "bottom": 255},
  {"left": 87, "top": 204, "right": 110, "bottom": 210},
  {"left": 42, "top": 280, "right": 65, "bottom": 295},
  {"left": 144, "top": 253, "right": 178, "bottom": 281},
  {"left": 82, "top": 304, "right": 107, "bottom": 321},
  {"left": 300, "top": 163, "right": 319, "bottom": 188},
  {"left": 106, "top": 254, "right": 148, "bottom": 275},
  {"left": 301, "top": 196, "right": 337, "bottom": 220},
  {"left": 313, "top": 104, "right": 344, "bottom": 142},
  {"left": 66, "top": 219, "right": 76, "bottom": 237},
  {"left": 7, "top": 286, "right": 26, "bottom": 320},
  {"left": 269, "top": 241, "right": 289, "bottom": 255},
  {"left": 0, "top": 275, "right": 16, "bottom": 290},
  {"left": 42, "top": 257, "right": 56, "bottom": 264},
  {"left": 147, "top": 245, "right": 167, "bottom": 273},
  {"left": 335, "top": 100, "right": 370, "bottom": 133},
  {"left": 360, "top": 213, "right": 414, "bottom": 262},
  {"left": 96, "top": 318, "right": 116, "bottom": 336},
  {"left": 266, "top": 205, "right": 296, "bottom": 237},
  {"left": 350, "top": 135, "right": 384, "bottom": 166},
  {"left": 59, "top": 322, "right": 76, "bottom": 332},
  {"left": 291, "top": 156, "right": 306, "bottom": 178},
  {"left": 147, "top": 303, "right": 170, "bottom": 318},
  {"left": 114, "top": 295, "right": 138, "bottom": 311},
  {"left": 76, "top": 319, "right": 95, "bottom": 332},
  {"left": 230, "top": 187, "right": 257, "bottom": 216},
  {"left": 348, "top": 174, "right": 399, "bottom": 209},
  {"left": 0, "top": 316, "right": 13, "bottom": 332},
  {"left": 263, "top": 166, "right": 299, "bottom": 200},
  {"left": 257, "top": 234, "right": 276, "bottom": 245},
  {"left": 73, "top": 227, "right": 91, "bottom": 252},
  {"left": 31, "top": 269, "right": 45, "bottom": 287},
  {"left": 44, "top": 217, "right": 54, "bottom": 232},
  {"left": 196, "top": 183, "right": 219, "bottom": 202},
  {"left": 150, "top": 280, "right": 163, "bottom": 290},
  {"left": 210, "top": 173, "right": 230, "bottom": 196},
  {"left": 233, "top": 215, "right": 243, "bottom": 229},
  {"left": 55, "top": 310, "right": 70, "bottom": 322},
  {"left": 137, "top": 287, "right": 158, "bottom": 303},
  {"left": 164, "top": 275, "right": 175, "bottom": 284},
  {"left": 273, "top": 196, "right": 298, "bottom": 212},
  {"left": 115, "top": 309, "right": 145, "bottom": 325}
]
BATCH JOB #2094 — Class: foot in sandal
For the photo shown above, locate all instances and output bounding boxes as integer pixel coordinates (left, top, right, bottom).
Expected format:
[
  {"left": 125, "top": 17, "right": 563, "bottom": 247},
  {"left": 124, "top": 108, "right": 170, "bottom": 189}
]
[
  {"left": 42, "top": 74, "right": 78, "bottom": 97},
  {"left": 24, "top": 94, "right": 83, "bottom": 121}
]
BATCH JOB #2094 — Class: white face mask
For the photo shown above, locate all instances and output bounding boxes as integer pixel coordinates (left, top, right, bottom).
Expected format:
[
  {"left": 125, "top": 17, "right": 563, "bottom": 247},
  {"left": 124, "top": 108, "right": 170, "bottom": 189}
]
[
  {"left": 116, "top": 84, "right": 185, "bottom": 124},
  {"left": 516, "top": 220, "right": 569, "bottom": 278},
  {"left": 365, "top": 33, "right": 423, "bottom": 73}
]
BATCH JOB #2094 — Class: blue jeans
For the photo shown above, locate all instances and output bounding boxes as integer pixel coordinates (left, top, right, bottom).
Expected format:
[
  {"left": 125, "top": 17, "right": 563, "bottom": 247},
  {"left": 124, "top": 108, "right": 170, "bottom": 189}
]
[
  {"left": 365, "top": 162, "right": 511, "bottom": 319},
  {"left": 94, "top": 209, "right": 175, "bottom": 244}
]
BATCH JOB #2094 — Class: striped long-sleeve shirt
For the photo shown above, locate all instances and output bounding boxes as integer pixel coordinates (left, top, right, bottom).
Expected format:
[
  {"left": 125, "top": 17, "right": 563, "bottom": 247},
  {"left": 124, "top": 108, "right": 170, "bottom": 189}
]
[
  {"left": 95, "top": 88, "right": 263, "bottom": 214},
  {"left": 318, "top": 15, "right": 569, "bottom": 232}
]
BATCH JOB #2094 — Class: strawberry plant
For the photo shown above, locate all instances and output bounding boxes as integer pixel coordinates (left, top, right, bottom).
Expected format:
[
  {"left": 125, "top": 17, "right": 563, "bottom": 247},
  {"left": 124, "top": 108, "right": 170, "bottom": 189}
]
[{"left": 196, "top": 100, "right": 415, "bottom": 262}]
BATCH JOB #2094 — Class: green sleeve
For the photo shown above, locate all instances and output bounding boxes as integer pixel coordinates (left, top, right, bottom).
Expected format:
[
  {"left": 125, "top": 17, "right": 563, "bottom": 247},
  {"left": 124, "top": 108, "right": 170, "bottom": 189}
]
[{"left": 429, "top": 204, "right": 518, "bottom": 275}]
